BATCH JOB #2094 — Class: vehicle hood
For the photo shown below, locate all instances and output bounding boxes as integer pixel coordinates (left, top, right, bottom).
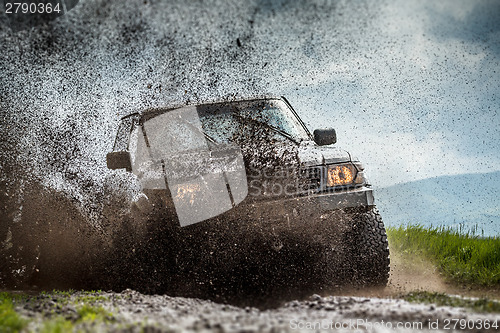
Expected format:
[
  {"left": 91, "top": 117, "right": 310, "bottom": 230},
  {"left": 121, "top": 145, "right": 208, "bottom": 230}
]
[{"left": 298, "top": 141, "right": 351, "bottom": 166}]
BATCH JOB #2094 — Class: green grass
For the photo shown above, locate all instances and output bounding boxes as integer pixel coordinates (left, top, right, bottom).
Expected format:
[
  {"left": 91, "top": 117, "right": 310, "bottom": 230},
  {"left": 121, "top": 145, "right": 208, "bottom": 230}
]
[
  {"left": 74, "top": 294, "right": 108, "bottom": 304},
  {"left": 404, "top": 291, "right": 500, "bottom": 313},
  {"left": 0, "top": 290, "right": 114, "bottom": 332},
  {"left": 387, "top": 225, "right": 500, "bottom": 286},
  {"left": 76, "top": 304, "right": 113, "bottom": 322},
  {"left": 0, "top": 292, "right": 29, "bottom": 333},
  {"left": 37, "top": 304, "right": 113, "bottom": 333},
  {"left": 40, "top": 317, "right": 74, "bottom": 333}
]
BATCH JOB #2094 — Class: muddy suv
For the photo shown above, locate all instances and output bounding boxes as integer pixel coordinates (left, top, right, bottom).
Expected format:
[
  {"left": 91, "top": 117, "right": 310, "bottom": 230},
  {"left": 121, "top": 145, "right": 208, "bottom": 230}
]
[{"left": 106, "top": 97, "right": 390, "bottom": 294}]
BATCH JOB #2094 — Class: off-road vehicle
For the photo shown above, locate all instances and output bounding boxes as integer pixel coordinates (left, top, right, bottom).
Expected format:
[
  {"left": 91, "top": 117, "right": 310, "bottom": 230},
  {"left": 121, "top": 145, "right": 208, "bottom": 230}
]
[{"left": 106, "top": 96, "right": 390, "bottom": 296}]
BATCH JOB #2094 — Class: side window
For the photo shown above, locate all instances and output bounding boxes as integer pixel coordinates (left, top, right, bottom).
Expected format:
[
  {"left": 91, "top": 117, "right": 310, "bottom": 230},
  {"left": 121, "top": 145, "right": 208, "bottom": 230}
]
[
  {"left": 128, "top": 124, "right": 139, "bottom": 166},
  {"left": 113, "top": 116, "right": 137, "bottom": 151},
  {"left": 129, "top": 123, "right": 167, "bottom": 190}
]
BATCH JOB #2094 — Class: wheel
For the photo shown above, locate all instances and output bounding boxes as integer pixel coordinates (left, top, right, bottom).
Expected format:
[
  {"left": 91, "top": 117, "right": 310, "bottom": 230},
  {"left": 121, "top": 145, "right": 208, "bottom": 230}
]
[{"left": 344, "top": 206, "right": 390, "bottom": 286}]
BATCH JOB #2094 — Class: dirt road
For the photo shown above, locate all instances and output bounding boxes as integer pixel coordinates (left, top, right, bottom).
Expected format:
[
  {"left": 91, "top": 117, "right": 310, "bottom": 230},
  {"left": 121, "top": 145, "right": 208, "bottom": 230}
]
[{"left": 14, "top": 289, "right": 499, "bottom": 333}]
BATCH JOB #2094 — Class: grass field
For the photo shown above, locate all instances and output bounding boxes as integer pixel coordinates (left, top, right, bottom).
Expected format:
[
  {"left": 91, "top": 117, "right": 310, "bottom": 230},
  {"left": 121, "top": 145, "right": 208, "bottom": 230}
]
[
  {"left": 403, "top": 291, "right": 500, "bottom": 313},
  {"left": 0, "top": 292, "right": 28, "bottom": 332},
  {"left": 0, "top": 291, "right": 114, "bottom": 333},
  {"left": 387, "top": 225, "right": 500, "bottom": 286}
]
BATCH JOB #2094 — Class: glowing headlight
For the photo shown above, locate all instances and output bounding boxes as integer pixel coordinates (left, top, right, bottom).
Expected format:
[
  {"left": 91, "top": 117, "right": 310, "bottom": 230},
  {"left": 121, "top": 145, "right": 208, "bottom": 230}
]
[
  {"left": 175, "top": 183, "right": 201, "bottom": 205},
  {"left": 326, "top": 164, "right": 356, "bottom": 187}
]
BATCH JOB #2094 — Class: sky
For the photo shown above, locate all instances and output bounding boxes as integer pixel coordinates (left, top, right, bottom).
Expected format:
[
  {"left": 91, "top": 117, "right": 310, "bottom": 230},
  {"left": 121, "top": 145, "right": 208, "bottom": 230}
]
[{"left": 279, "top": 0, "right": 500, "bottom": 187}]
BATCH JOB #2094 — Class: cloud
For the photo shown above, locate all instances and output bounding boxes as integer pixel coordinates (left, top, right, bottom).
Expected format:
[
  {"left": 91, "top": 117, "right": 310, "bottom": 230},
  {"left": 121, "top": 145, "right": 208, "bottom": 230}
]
[{"left": 277, "top": 0, "right": 500, "bottom": 186}]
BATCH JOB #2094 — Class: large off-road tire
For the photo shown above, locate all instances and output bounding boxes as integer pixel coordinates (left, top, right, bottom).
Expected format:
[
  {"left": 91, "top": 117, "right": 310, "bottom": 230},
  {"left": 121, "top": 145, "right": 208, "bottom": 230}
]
[{"left": 345, "top": 206, "right": 390, "bottom": 286}]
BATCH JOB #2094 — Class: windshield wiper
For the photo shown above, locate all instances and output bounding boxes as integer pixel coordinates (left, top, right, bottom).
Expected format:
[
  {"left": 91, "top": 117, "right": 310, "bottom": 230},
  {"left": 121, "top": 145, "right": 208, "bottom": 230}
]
[{"left": 231, "top": 113, "right": 299, "bottom": 144}]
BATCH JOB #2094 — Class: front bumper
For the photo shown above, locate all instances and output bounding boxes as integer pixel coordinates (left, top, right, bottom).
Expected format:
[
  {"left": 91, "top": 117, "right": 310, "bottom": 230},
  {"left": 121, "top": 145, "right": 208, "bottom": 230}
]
[
  {"left": 209, "top": 185, "right": 375, "bottom": 231},
  {"left": 248, "top": 186, "right": 374, "bottom": 213},
  {"left": 142, "top": 185, "right": 375, "bottom": 228}
]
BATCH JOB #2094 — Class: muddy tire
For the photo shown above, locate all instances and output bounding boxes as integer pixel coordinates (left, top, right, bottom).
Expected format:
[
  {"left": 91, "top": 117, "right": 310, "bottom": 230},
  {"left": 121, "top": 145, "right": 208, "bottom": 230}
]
[{"left": 345, "top": 207, "right": 390, "bottom": 286}]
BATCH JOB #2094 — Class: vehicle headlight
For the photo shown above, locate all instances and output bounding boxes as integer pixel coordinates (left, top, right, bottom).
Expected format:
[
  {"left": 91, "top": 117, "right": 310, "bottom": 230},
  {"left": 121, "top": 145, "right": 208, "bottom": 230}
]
[
  {"left": 175, "top": 183, "right": 201, "bottom": 205},
  {"left": 326, "top": 164, "right": 356, "bottom": 187}
]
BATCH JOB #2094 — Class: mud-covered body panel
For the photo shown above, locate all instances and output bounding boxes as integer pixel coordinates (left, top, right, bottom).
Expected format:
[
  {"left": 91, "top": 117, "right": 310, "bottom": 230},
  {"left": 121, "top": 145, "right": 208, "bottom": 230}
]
[{"left": 297, "top": 141, "right": 351, "bottom": 166}]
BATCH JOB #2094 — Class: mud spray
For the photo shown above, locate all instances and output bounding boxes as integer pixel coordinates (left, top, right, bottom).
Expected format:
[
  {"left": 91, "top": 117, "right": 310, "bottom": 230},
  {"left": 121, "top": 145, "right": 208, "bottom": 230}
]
[{"left": 0, "top": 0, "right": 464, "bottom": 308}]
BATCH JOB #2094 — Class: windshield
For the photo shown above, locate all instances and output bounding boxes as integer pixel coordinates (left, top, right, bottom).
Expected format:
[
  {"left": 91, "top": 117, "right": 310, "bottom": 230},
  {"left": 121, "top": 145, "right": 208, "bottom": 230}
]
[{"left": 197, "top": 99, "right": 310, "bottom": 144}]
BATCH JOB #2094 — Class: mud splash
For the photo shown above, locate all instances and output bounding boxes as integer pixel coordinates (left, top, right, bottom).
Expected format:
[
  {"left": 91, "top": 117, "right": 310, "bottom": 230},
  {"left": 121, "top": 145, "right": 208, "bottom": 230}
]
[
  {"left": 0, "top": 0, "right": 384, "bottom": 305},
  {"left": 3, "top": 179, "right": 498, "bottom": 310},
  {"left": 0, "top": 174, "right": 366, "bottom": 309},
  {"left": 0, "top": 179, "right": 107, "bottom": 290}
]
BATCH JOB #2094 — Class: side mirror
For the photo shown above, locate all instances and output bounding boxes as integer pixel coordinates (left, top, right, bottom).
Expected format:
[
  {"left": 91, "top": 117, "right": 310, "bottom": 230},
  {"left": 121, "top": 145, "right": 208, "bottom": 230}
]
[
  {"left": 313, "top": 128, "right": 337, "bottom": 146},
  {"left": 106, "top": 151, "right": 132, "bottom": 171}
]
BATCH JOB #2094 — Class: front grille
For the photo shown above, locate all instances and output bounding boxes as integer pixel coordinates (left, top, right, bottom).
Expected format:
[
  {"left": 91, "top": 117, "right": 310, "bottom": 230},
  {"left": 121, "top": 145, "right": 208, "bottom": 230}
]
[{"left": 300, "top": 166, "right": 323, "bottom": 192}]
